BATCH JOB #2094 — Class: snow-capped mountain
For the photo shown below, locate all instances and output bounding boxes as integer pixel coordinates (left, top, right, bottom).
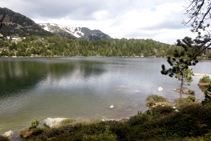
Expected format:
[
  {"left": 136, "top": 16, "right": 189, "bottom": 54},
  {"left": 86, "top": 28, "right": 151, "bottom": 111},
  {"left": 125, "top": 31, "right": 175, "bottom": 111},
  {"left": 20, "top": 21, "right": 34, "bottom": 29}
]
[{"left": 39, "top": 23, "right": 111, "bottom": 41}]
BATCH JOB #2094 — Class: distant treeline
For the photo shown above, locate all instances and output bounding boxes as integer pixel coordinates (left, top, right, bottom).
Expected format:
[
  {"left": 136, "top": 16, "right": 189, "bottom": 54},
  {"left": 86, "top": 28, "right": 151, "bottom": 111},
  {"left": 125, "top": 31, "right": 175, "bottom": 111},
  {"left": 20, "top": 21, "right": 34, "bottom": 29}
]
[{"left": 0, "top": 36, "right": 193, "bottom": 57}]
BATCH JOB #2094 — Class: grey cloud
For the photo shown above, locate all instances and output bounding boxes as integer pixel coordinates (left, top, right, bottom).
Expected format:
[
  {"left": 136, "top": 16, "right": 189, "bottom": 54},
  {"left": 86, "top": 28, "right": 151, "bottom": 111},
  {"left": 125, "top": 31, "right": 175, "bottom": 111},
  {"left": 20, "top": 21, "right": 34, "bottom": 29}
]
[
  {"left": 2, "top": 0, "right": 183, "bottom": 21},
  {"left": 2, "top": 0, "right": 107, "bottom": 20}
]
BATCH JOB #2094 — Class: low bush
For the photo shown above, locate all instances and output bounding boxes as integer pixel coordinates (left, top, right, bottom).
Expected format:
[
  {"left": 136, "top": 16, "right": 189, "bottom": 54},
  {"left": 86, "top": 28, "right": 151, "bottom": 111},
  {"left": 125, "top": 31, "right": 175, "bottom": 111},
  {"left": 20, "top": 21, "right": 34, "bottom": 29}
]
[
  {"left": 61, "top": 118, "right": 76, "bottom": 125},
  {"left": 151, "top": 105, "right": 174, "bottom": 115},
  {"left": 174, "top": 96, "right": 197, "bottom": 109},
  {"left": 21, "top": 96, "right": 211, "bottom": 141},
  {"left": 146, "top": 94, "right": 168, "bottom": 108},
  {"left": 29, "top": 118, "right": 39, "bottom": 130},
  {"left": 0, "top": 136, "right": 9, "bottom": 141},
  {"left": 146, "top": 94, "right": 168, "bottom": 102},
  {"left": 200, "top": 75, "right": 211, "bottom": 83},
  {"left": 202, "top": 84, "right": 211, "bottom": 107}
]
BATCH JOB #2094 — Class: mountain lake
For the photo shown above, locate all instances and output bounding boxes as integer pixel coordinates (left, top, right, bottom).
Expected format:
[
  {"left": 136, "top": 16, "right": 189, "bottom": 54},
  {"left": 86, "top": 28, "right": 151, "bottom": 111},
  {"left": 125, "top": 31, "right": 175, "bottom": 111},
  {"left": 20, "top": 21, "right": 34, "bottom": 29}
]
[{"left": 0, "top": 57, "right": 210, "bottom": 134}]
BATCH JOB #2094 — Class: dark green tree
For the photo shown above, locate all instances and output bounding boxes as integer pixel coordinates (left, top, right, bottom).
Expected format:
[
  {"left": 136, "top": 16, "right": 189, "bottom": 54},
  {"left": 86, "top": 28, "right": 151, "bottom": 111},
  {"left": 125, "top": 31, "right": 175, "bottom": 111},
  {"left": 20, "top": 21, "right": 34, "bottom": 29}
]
[
  {"left": 161, "top": 0, "right": 211, "bottom": 98},
  {"left": 202, "top": 84, "right": 211, "bottom": 107},
  {"left": 161, "top": 37, "right": 199, "bottom": 98}
]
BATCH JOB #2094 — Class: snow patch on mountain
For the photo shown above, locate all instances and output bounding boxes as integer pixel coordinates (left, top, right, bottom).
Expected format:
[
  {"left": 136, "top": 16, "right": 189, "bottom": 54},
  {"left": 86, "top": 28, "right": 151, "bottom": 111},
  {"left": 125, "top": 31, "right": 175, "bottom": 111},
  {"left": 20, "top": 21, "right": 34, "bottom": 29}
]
[
  {"left": 39, "top": 23, "right": 85, "bottom": 38},
  {"left": 61, "top": 26, "right": 84, "bottom": 38}
]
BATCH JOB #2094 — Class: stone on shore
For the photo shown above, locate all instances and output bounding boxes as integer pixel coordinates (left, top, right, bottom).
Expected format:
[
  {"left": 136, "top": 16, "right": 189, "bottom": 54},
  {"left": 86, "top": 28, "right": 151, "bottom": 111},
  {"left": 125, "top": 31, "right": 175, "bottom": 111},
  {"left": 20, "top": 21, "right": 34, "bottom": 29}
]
[
  {"left": 43, "top": 118, "right": 67, "bottom": 128},
  {"left": 2, "top": 130, "right": 13, "bottom": 138},
  {"left": 109, "top": 105, "right": 115, "bottom": 109},
  {"left": 198, "top": 82, "right": 210, "bottom": 87}
]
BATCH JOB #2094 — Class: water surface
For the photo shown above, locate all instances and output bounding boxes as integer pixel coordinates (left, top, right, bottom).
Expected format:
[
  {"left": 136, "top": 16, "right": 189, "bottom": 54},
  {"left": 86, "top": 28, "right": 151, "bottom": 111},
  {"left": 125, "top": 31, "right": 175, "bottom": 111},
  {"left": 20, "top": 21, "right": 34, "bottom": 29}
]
[{"left": 0, "top": 57, "right": 210, "bottom": 133}]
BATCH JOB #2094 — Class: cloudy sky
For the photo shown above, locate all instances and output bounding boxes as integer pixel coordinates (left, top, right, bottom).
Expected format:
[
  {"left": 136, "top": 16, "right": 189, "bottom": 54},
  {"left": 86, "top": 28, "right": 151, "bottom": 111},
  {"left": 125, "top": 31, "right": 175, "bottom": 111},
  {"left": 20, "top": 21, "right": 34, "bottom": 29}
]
[{"left": 0, "top": 0, "right": 196, "bottom": 44}]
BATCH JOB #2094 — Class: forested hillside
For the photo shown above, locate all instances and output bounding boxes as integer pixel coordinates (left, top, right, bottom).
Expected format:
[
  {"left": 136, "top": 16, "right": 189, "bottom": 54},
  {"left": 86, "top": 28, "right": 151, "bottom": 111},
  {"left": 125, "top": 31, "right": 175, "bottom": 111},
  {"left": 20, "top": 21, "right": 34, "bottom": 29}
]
[
  {"left": 0, "top": 8, "right": 52, "bottom": 36},
  {"left": 0, "top": 36, "right": 181, "bottom": 57}
]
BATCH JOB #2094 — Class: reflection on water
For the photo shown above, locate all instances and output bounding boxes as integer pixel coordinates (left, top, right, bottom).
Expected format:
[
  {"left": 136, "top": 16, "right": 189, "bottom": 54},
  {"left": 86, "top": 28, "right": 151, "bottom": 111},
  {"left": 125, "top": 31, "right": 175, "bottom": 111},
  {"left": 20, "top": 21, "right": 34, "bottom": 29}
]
[{"left": 0, "top": 57, "right": 210, "bottom": 134}]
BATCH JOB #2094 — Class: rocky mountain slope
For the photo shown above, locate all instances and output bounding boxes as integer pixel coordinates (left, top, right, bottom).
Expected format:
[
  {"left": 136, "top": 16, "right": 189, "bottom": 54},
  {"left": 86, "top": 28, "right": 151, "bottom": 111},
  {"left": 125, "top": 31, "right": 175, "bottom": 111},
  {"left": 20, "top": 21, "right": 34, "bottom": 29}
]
[
  {"left": 0, "top": 7, "right": 52, "bottom": 36},
  {"left": 39, "top": 23, "right": 112, "bottom": 41},
  {"left": 0, "top": 7, "right": 111, "bottom": 41}
]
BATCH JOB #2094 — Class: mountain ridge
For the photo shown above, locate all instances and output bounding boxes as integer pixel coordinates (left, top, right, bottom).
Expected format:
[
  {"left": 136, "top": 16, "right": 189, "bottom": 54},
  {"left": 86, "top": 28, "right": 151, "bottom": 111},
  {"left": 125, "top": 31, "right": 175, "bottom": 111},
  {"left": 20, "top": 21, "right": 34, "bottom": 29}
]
[
  {"left": 38, "top": 23, "right": 112, "bottom": 41},
  {"left": 0, "top": 7, "right": 112, "bottom": 41},
  {"left": 0, "top": 7, "right": 53, "bottom": 36}
]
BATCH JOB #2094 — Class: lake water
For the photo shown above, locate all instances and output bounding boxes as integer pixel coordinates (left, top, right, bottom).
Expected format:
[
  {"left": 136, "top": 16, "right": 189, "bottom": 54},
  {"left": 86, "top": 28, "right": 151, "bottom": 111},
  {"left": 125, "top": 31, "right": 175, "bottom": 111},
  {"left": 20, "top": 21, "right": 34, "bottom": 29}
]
[{"left": 0, "top": 57, "right": 210, "bottom": 134}]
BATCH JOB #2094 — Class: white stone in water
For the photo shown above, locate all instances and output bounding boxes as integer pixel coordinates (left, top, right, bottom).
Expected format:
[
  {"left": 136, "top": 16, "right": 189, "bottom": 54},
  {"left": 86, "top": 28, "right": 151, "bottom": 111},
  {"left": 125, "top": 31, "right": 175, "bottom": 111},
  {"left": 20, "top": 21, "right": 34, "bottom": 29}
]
[
  {"left": 110, "top": 105, "right": 114, "bottom": 109},
  {"left": 43, "top": 118, "right": 67, "bottom": 128},
  {"left": 3, "top": 130, "right": 14, "bottom": 138},
  {"left": 158, "top": 87, "right": 163, "bottom": 92}
]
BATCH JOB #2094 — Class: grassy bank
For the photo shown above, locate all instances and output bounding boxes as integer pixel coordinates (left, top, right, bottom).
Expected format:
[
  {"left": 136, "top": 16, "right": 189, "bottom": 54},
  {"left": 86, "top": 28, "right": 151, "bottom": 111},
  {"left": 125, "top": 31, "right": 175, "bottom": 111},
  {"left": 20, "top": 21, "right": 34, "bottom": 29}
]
[{"left": 11, "top": 95, "right": 211, "bottom": 141}]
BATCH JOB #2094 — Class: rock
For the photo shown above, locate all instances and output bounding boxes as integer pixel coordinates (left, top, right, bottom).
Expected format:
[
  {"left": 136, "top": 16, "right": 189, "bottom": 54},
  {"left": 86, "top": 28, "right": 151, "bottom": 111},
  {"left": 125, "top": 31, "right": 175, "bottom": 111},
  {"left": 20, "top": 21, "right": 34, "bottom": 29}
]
[
  {"left": 158, "top": 87, "right": 163, "bottom": 92},
  {"left": 194, "top": 73, "right": 211, "bottom": 77},
  {"left": 118, "top": 118, "right": 129, "bottom": 123},
  {"left": 20, "top": 129, "right": 33, "bottom": 139},
  {"left": 151, "top": 102, "right": 173, "bottom": 108},
  {"left": 2, "top": 130, "right": 13, "bottom": 138},
  {"left": 109, "top": 105, "right": 115, "bottom": 109},
  {"left": 174, "top": 89, "right": 195, "bottom": 95},
  {"left": 198, "top": 82, "right": 210, "bottom": 87},
  {"left": 43, "top": 118, "right": 67, "bottom": 128}
]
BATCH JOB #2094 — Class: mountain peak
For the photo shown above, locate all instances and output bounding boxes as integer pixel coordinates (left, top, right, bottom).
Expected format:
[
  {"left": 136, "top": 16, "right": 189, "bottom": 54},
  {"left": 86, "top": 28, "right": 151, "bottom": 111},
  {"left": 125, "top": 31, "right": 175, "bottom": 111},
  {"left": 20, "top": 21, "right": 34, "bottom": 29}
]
[
  {"left": 39, "top": 23, "right": 111, "bottom": 41},
  {"left": 0, "top": 7, "right": 111, "bottom": 41}
]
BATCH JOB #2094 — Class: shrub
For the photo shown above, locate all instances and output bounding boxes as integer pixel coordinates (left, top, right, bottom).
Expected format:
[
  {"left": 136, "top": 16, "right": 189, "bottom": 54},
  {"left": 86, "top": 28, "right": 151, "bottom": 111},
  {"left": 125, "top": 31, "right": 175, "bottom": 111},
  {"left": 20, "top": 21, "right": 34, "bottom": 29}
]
[
  {"left": 146, "top": 94, "right": 168, "bottom": 108},
  {"left": 82, "top": 126, "right": 117, "bottom": 141},
  {"left": 61, "top": 118, "right": 76, "bottom": 125},
  {"left": 202, "top": 84, "right": 211, "bottom": 107},
  {"left": 174, "top": 97, "right": 197, "bottom": 110},
  {"left": 187, "top": 96, "right": 196, "bottom": 102},
  {"left": 188, "top": 89, "right": 195, "bottom": 95},
  {"left": 31, "top": 128, "right": 44, "bottom": 136},
  {"left": 29, "top": 118, "right": 39, "bottom": 130},
  {"left": 200, "top": 75, "right": 211, "bottom": 83},
  {"left": 146, "top": 94, "right": 168, "bottom": 102},
  {"left": 128, "top": 114, "right": 150, "bottom": 126},
  {"left": 151, "top": 105, "right": 174, "bottom": 115},
  {"left": 0, "top": 136, "right": 9, "bottom": 141}
]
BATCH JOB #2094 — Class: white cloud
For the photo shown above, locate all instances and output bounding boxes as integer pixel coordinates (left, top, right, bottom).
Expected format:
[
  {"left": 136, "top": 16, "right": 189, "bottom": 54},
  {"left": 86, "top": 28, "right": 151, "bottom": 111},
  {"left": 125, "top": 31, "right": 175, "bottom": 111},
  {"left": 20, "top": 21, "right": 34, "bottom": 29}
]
[{"left": 0, "top": 0, "right": 194, "bottom": 44}]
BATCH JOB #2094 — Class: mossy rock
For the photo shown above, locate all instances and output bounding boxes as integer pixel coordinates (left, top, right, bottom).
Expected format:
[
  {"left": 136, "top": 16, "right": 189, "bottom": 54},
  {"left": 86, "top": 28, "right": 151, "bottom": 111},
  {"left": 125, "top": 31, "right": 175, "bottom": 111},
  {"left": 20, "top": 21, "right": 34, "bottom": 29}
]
[
  {"left": 20, "top": 129, "right": 33, "bottom": 139},
  {"left": 198, "top": 82, "right": 210, "bottom": 87},
  {"left": 174, "top": 89, "right": 195, "bottom": 95}
]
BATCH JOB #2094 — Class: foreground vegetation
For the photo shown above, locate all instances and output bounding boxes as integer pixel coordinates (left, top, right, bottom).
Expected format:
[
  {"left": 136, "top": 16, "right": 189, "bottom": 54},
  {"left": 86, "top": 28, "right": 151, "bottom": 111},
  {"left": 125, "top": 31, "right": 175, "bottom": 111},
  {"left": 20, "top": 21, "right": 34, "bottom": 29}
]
[
  {"left": 17, "top": 103, "right": 211, "bottom": 140},
  {"left": 3, "top": 86, "right": 208, "bottom": 141}
]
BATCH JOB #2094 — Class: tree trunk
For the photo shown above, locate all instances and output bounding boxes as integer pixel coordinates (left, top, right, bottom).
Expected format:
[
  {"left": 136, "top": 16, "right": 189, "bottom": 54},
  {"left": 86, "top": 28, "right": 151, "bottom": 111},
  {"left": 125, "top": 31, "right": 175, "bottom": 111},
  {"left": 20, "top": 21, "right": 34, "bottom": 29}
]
[{"left": 180, "top": 75, "right": 184, "bottom": 99}]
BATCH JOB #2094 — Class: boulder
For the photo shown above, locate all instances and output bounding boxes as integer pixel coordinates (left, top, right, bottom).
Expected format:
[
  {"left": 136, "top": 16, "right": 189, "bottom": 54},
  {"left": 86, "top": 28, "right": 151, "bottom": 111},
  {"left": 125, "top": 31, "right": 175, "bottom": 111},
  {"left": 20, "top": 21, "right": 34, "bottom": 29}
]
[
  {"left": 109, "top": 105, "right": 115, "bottom": 109},
  {"left": 2, "top": 130, "right": 13, "bottom": 138},
  {"left": 43, "top": 118, "right": 67, "bottom": 128},
  {"left": 158, "top": 87, "right": 163, "bottom": 92}
]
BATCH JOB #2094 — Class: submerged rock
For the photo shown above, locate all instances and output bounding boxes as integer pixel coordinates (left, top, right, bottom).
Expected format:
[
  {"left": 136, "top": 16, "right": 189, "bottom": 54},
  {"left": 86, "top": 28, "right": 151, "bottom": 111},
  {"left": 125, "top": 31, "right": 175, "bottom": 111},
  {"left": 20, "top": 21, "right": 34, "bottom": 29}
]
[
  {"left": 109, "top": 105, "right": 115, "bottom": 109},
  {"left": 158, "top": 87, "right": 163, "bottom": 92},
  {"left": 43, "top": 118, "right": 67, "bottom": 128},
  {"left": 2, "top": 130, "right": 13, "bottom": 138}
]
